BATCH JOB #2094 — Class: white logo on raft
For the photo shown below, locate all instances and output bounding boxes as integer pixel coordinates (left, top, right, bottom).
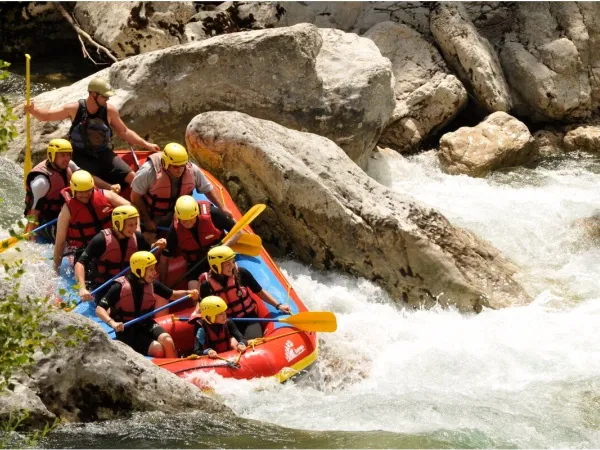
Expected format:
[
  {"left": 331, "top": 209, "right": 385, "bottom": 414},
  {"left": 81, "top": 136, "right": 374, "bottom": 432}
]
[{"left": 284, "top": 339, "right": 305, "bottom": 362}]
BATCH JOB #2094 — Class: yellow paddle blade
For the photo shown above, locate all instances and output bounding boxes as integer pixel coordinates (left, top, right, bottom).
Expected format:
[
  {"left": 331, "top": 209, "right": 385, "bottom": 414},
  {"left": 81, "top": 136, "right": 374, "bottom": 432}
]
[
  {"left": 281, "top": 311, "right": 337, "bottom": 333},
  {"left": 222, "top": 204, "right": 266, "bottom": 244},
  {"left": 0, "top": 236, "right": 20, "bottom": 253},
  {"left": 230, "top": 233, "right": 262, "bottom": 256}
]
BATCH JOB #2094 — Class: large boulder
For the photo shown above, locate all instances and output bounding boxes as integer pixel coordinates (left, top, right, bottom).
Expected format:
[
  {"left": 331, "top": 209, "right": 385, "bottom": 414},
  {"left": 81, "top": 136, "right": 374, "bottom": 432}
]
[
  {"left": 186, "top": 111, "right": 531, "bottom": 312},
  {"left": 498, "top": 2, "right": 600, "bottom": 122},
  {"left": 0, "top": 311, "right": 229, "bottom": 425},
  {"left": 430, "top": 2, "right": 512, "bottom": 113},
  {"left": 8, "top": 24, "right": 395, "bottom": 169},
  {"left": 438, "top": 112, "right": 535, "bottom": 177},
  {"left": 563, "top": 125, "right": 600, "bottom": 153},
  {"left": 364, "top": 21, "right": 467, "bottom": 153},
  {"left": 73, "top": 2, "right": 196, "bottom": 59}
]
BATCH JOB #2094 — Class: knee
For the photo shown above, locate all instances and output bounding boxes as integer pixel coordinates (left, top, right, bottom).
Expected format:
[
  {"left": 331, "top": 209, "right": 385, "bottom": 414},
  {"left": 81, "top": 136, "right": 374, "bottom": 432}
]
[
  {"left": 158, "top": 333, "right": 174, "bottom": 347},
  {"left": 148, "top": 341, "right": 165, "bottom": 358}
]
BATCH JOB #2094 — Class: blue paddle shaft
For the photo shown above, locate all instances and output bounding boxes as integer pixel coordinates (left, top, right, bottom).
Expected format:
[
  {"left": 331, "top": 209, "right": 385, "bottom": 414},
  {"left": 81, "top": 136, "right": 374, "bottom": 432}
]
[
  {"left": 232, "top": 317, "right": 288, "bottom": 323},
  {"left": 29, "top": 218, "right": 58, "bottom": 235},
  {"left": 108, "top": 294, "right": 192, "bottom": 335}
]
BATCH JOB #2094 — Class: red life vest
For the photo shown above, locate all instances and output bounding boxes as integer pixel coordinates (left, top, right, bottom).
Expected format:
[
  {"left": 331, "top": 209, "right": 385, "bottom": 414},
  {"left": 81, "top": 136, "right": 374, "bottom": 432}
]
[
  {"left": 24, "top": 160, "right": 72, "bottom": 223},
  {"left": 202, "top": 321, "right": 231, "bottom": 354},
  {"left": 112, "top": 276, "right": 155, "bottom": 322},
  {"left": 62, "top": 187, "right": 113, "bottom": 249},
  {"left": 143, "top": 153, "right": 195, "bottom": 219},
  {"left": 199, "top": 271, "right": 257, "bottom": 319},
  {"left": 95, "top": 229, "right": 139, "bottom": 282},
  {"left": 173, "top": 201, "right": 222, "bottom": 262}
]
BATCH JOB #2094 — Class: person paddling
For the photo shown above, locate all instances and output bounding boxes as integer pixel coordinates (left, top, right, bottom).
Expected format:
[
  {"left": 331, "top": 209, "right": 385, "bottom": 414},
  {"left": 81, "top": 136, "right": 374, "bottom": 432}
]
[
  {"left": 193, "top": 296, "right": 247, "bottom": 358},
  {"left": 130, "top": 143, "right": 232, "bottom": 242},
  {"left": 95, "top": 251, "right": 199, "bottom": 357},
  {"left": 74, "top": 205, "right": 166, "bottom": 301},
  {"left": 53, "top": 170, "right": 130, "bottom": 272},
  {"left": 24, "top": 139, "right": 120, "bottom": 240},
  {"left": 157, "top": 195, "right": 236, "bottom": 288},
  {"left": 25, "top": 77, "right": 160, "bottom": 187},
  {"left": 199, "top": 246, "right": 291, "bottom": 339}
]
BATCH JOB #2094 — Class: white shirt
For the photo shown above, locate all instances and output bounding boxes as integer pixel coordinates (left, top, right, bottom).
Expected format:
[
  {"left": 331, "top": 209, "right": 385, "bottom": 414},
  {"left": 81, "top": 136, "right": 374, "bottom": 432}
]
[{"left": 30, "top": 160, "right": 80, "bottom": 210}]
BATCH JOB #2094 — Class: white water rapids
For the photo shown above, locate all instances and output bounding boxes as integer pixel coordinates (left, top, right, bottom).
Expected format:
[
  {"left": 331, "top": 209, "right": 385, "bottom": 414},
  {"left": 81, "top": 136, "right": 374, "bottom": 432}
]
[
  {"left": 197, "top": 150, "right": 600, "bottom": 448},
  {"left": 2, "top": 149, "right": 600, "bottom": 448}
]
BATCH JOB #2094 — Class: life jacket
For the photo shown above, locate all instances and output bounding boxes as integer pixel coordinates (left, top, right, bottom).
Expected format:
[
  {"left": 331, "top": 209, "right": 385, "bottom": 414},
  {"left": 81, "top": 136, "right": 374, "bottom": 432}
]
[
  {"left": 62, "top": 187, "right": 113, "bottom": 249},
  {"left": 202, "top": 321, "right": 231, "bottom": 354},
  {"left": 173, "top": 201, "right": 222, "bottom": 263},
  {"left": 143, "top": 153, "right": 196, "bottom": 219},
  {"left": 112, "top": 276, "right": 155, "bottom": 322},
  {"left": 24, "top": 160, "right": 72, "bottom": 224},
  {"left": 199, "top": 271, "right": 257, "bottom": 319},
  {"left": 94, "top": 229, "right": 138, "bottom": 282},
  {"left": 68, "top": 99, "right": 113, "bottom": 155}
]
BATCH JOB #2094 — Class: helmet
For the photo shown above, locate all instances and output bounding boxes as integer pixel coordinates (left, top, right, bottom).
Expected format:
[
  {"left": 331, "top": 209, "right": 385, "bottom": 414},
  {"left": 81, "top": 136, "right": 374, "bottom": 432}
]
[
  {"left": 130, "top": 251, "right": 157, "bottom": 279},
  {"left": 162, "top": 143, "right": 188, "bottom": 169},
  {"left": 70, "top": 170, "right": 94, "bottom": 193},
  {"left": 207, "top": 245, "right": 235, "bottom": 274},
  {"left": 199, "top": 296, "right": 227, "bottom": 324},
  {"left": 174, "top": 195, "right": 199, "bottom": 221},
  {"left": 88, "top": 78, "right": 115, "bottom": 97},
  {"left": 47, "top": 139, "right": 72, "bottom": 163},
  {"left": 112, "top": 205, "right": 140, "bottom": 232}
]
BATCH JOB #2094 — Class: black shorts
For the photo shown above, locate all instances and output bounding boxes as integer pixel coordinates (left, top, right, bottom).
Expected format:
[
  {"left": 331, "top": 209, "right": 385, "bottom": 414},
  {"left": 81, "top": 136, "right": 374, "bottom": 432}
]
[
  {"left": 116, "top": 322, "right": 166, "bottom": 355},
  {"left": 236, "top": 321, "right": 262, "bottom": 340},
  {"left": 73, "top": 149, "right": 132, "bottom": 186}
]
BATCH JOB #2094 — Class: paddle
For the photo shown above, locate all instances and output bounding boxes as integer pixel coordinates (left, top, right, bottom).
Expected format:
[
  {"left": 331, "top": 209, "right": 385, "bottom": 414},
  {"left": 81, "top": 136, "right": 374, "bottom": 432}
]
[
  {"left": 233, "top": 311, "right": 337, "bottom": 333},
  {"left": 129, "top": 145, "right": 140, "bottom": 170},
  {"left": 108, "top": 294, "right": 191, "bottom": 335},
  {"left": 0, "top": 218, "right": 58, "bottom": 253},
  {"left": 23, "top": 54, "right": 32, "bottom": 189},
  {"left": 78, "top": 246, "right": 160, "bottom": 303},
  {"left": 155, "top": 227, "right": 262, "bottom": 257},
  {"left": 170, "top": 203, "right": 266, "bottom": 287}
]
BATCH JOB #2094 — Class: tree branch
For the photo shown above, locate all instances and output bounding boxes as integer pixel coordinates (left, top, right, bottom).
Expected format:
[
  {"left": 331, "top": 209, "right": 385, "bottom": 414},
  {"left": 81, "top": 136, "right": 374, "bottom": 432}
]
[{"left": 52, "top": 2, "right": 119, "bottom": 64}]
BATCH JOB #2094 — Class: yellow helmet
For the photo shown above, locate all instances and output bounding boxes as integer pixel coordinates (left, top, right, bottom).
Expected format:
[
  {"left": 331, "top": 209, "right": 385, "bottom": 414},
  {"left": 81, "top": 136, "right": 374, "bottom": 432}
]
[
  {"left": 88, "top": 77, "right": 115, "bottom": 97},
  {"left": 70, "top": 170, "right": 94, "bottom": 193},
  {"left": 112, "top": 205, "right": 140, "bottom": 232},
  {"left": 207, "top": 245, "right": 235, "bottom": 274},
  {"left": 162, "top": 143, "right": 188, "bottom": 169},
  {"left": 47, "top": 139, "right": 72, "bottom": 163},
  {"left": 174, "top": 195, "right": 199, "bottom": 221},
  {"left": 199, "top": 296, "right": 228, "bottom": 324},
  {"left": 130, "top": 251, "right": 157, "bottom": 279}
]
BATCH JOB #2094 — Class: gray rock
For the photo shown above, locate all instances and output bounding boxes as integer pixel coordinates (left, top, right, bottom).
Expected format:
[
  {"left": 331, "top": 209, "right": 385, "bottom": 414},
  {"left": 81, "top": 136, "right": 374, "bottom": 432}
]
[
  {"left": 186, "top": 111, "right": 531, "bottom": 312},
  {"left": 9, "top": 311, "right": 230, "bottom": 424},
  {"left": 8, "top": 24, "right": 395, "bottom": 169},
  {"left": 563, "top": 125, "right": 600, "bottom": 153},
  {"left": 438, "top": 112, "right": 535, "bottom": 177},
  {"left": 532, "top": 129, "right": 565, "bottom": 159},
  {"left": 73, "top": 2, "right": 196, "bottom": 58},
  {"left": 499, "top": 2, "right": 599, "bottom": 121},
  {"left": 430, "top": 2, "right": 512, "bottom": 113},
  {"left": 364, "top": 21, "right": 467, "bottom": 153}
]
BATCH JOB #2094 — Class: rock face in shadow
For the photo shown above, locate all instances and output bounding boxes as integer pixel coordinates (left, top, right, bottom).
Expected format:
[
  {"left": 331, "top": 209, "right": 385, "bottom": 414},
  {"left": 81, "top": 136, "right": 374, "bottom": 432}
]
[
  {"left": 0, "top": 311, "right": 230, "bottom": 427},
  {"left": 186, "top": 111, "right": 531, "bottom": 312},
  {"left": 7, "top": 24, "right": 395, "bottom": 169},
  {"left": 438, "top": 112, "right": 535, "bottom": 177},
  {"left": 364, "top": 21, "right": 467, "bottom": 153}
]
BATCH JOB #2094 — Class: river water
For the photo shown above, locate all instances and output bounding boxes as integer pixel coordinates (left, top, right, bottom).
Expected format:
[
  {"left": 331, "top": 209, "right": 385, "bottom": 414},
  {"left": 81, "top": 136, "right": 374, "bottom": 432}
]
[{"left": 2, "top": 72, "right": 600, "bottom": 448}]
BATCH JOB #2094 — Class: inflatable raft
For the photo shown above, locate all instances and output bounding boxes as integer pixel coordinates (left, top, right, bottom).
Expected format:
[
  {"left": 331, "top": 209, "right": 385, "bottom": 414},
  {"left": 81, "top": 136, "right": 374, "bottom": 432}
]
[{"left": 58, "top": 150, "right": 318, "bottom": 386}]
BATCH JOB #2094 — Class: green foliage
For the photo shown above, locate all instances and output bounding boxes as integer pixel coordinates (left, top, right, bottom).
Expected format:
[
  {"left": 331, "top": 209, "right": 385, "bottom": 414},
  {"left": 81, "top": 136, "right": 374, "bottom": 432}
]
[
  {"left": 0, "top": 409, "right": 59, "bottom": 448},
  {"left": 0, "top": 60, "right": 18, "bottom": 155}
]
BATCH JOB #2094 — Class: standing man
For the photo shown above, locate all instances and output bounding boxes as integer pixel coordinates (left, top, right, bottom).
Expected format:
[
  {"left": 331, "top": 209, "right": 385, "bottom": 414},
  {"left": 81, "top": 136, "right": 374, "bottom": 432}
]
[
  {"left": 130, "top": 143, "right": 232, "bottom": 242},
  {"left": 24, "top": 139, "right": 120, "bottom": 240},
  {"left": 25, "top": 77, "right": 160, "bottom": 187}
]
